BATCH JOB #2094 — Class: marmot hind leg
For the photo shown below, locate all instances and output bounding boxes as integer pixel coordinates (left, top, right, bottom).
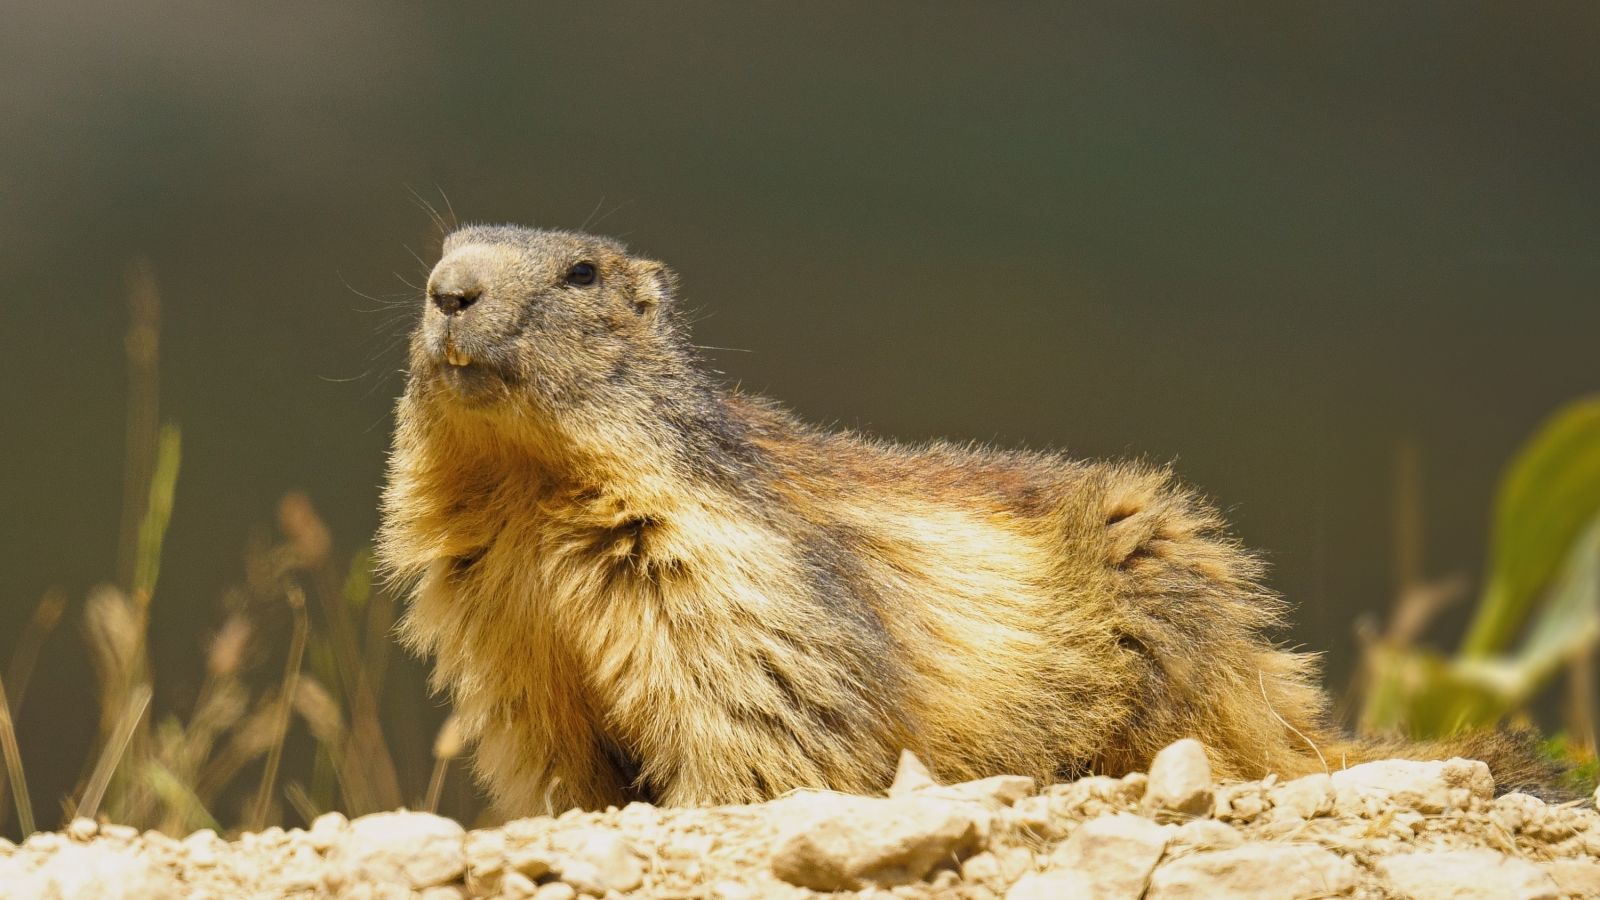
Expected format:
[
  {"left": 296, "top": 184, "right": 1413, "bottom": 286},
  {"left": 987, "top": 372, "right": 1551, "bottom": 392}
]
[{"left": 1073, "top": 462, "right": 1331, "bottom": 780}]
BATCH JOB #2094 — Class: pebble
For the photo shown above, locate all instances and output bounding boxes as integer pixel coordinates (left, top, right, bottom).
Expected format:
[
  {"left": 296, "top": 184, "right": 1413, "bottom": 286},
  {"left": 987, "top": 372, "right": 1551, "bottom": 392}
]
[
  {"left": 1143, "top": 739, "right": 1216, "bottom": 822},
  {"left": 1168, "top": 819, "right": 1244, "bottom": 854},
  {"left": 1, "top": 742, "right": 1589, "bottom": 900},
  {"left": 535, "top": 881, "right": 580, "bottom": 900},
  {"left": 769, "top": 791, "right": 988, "bottom": 891},
  {"left": 0, "top": 842, "right": 180, "bottom": 900},
  {"left": 1544, "top": 859, "right": 1600, "bottom": 899},
  {"left": 66, "top": 817, "right": 98, "bottom": 841},
  {"left": 1146, "top": 843, "right": 1358, "bottom": 900},
  {"left": 1047, "top": 812, "right": 1171, "bottom": 899},
  {"left": 328, "top": 810, "right": 467, "bottom": 890},
  {"left": 1330, "top": 757, "right": 1493, "bottom": 814},
  {"left": 1377, "top": 849, "right": 1559, "bottom": 900},
  {"left": 501, "top": 870, "right": 538, "bottom": 899},
  {"left": 889, "top": 749, "right": 940, "bottom": 796},
  {"left": 308, "top": 810, "right": 349, "bottom": 851}
]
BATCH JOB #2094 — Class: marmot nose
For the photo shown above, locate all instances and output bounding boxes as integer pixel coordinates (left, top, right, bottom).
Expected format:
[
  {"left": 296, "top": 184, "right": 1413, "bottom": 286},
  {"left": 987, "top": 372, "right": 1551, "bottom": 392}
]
[
  {"left": 431, "top": 288, "right": 481, "bottom": 316},
  {"left": 428, "top": 254, "right": 489, "bottom": 315}
]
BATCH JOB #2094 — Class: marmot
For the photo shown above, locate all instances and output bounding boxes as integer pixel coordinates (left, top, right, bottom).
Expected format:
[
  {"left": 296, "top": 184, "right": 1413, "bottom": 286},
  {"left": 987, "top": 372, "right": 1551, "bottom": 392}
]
[{"left": 379, "top": 225, "right": 1533, "bottom": 815}]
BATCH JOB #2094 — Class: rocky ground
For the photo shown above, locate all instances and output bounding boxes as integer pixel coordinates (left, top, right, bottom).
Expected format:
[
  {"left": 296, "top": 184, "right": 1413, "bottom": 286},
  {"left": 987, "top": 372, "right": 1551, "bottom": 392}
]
[{"left": 4, "top": 740, "right": 1600, "bottom": 900}]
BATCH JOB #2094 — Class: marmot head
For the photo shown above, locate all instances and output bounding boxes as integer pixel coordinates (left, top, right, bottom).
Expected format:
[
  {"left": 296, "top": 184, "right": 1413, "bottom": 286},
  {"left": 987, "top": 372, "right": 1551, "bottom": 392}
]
[{"left": 408, "top": 225, "right": 684, "bottom": 426}]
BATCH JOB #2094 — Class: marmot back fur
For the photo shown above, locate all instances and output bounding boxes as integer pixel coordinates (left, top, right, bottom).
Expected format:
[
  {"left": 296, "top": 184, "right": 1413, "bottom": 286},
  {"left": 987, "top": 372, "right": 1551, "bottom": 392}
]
[{"left": 379, "top": 226, "right": 1483, "bottom": 815}]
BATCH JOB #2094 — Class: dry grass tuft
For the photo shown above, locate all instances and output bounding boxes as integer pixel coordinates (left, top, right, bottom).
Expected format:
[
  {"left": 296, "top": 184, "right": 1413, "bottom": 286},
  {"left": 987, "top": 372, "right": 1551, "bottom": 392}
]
[{"left": 0, "top": 260, "right": 477, "bottom": 839}]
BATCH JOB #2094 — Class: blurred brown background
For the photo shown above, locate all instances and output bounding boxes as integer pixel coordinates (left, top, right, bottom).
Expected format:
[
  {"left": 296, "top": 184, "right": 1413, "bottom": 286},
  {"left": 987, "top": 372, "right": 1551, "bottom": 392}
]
[{"left": 1, "top": 2, "right": 1597, "bottom": 834}]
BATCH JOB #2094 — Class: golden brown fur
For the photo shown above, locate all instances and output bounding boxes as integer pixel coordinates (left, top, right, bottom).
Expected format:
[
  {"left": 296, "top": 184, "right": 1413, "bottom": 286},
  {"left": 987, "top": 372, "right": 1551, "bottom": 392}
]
[{"left": 379, "top": 226, "right": 1539, "bottom": 816}]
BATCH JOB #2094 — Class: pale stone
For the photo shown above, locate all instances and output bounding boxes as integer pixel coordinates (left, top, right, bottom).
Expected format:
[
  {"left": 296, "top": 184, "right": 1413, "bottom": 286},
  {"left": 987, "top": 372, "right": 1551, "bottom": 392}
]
[
  {"left": 1008, "top": 796, "right": 1068, "bottom": 841},
  {"left": 889, "top": 750, "right": 940, "bottom": 796},
  {"left": 1168, "top": 819, "right": 1244, "bottom": 854},
  {"left": 1047, "top": 813, "right": 1172, "bottom": 900},
  {"left": 420, "top": 888, "right": 467, "bottom": 900},
  {"left": 711, "top": 881, "right": 752, "bottom": 900},
  {"left": 556, "top": 826, "right": 643, "bottom": 890},
  {"left": 508, "top": 845, "right": 561, "bottom": 879},
  {"left": 1268, "top": 774, "right": 1333, "bottom": 820},
  {"left": 1331, "top": 757, "right": 1493, "bottom": 814},
  {"left": 1545, "top": 859, "right": 1600, "bottom": 899},
  {"left": 1006, "top": 871, "right": 1095, "bottom": 900},
  {"left": 926, "top": 775, "right": 1036, "bottom": 807},
  {"left": 1146, "top": 843, "right": 1357, "bottom": 900},
  {"left": 183, "top": 829, "right": 222, "bottom": 867},
  {"left": 769, "top": 791, "right": 988, "bottom": 891},
  {"left": 99, "top": 825, "right": 139, "bottom": 844},
  {"left": 65, "top": 818, "right": 97, "bottom": 842},
  {"left": 501, "top": 871, "right": 538, "bottom": 899},
  {"left": 0, "top": 843, "right": 181, "bottom": 900},
  {"left": 1143, "top": 739, "right": 1215, "bottom": 822},
  {"left": 1378, "top": 850, "right": 1558, "bottom": 900},
  {"left": 534, "top": 882, "right": 578, "bottom": 900},
  {"left": 309, "top": 810, "right": 349, "bottom": 852},
  {"left": 280, "top": 845, "right": 325, "bottom": 892},
  {"left": 556, "top": 859, "right": 606, "bottom": 896},
  {"left": 329, "top": 810, "right": 467, "bottom": 889}
]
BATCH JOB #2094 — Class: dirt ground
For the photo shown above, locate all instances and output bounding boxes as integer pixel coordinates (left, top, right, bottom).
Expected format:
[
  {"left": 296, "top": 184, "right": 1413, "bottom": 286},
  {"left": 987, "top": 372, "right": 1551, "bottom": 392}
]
[{"left": 3, "top": 746, "right": 1599, "bottom": 900}]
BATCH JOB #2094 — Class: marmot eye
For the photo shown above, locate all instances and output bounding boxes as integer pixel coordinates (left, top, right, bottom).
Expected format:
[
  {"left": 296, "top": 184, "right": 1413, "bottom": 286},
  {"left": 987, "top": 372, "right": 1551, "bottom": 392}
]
[{"left": 565, "top": 262, "right": 597, "bottom": 286}]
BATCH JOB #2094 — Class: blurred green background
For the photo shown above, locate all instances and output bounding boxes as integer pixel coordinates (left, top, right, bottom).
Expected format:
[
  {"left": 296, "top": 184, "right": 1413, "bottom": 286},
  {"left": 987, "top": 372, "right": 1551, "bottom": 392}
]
[{"left": 2, "top": 2, "right": 1598, "bottom": 834}]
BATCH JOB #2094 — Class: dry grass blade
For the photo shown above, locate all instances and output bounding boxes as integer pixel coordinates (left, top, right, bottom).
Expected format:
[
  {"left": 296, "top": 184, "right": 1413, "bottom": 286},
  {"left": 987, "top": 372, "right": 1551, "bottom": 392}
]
[
  {"left": 5, "top": 589, "right": 67, "bottom": 716},
  {"left": 249, "top": 587, "right": 310, "bottom": 831},
  {"left": 196, "top": 699, "right": 280, "bottom": 807},
  {"left": 282, "top": 492, "right": 403, "bottom": 813},
  {"left": 116, "top": 258, "right": 161, "bottom": 596},
  {"left": 424, "top": 713, "right": 462, "bottom": 814},
  {"left": 283, "top": 780, "right": 320, "bottom": 826},
  {"left": 0, "top": 673, "right": 35, "bottom": 835},
  {"left": 141, "top": 758, "right": 220, "bottom": 835},
  {"left": 78, "top": 683, "right": 153, "bottom": 822}
]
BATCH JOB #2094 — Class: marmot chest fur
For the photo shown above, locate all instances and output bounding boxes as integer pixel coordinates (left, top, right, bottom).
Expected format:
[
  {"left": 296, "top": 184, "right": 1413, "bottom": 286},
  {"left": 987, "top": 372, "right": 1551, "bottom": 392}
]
[{"left": 380, "top": 225, "right": 1335, "bottom": 815}]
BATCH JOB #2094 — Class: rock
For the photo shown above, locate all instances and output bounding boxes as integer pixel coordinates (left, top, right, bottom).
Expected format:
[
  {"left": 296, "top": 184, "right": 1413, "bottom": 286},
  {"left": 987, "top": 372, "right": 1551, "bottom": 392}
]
[
  {"left": 0, "top": 843, "right": 180, "bottom": 900},
  {"left": 1006, "top": 871, "right": 1095, "bottom": 900},
  {"left": 556, "top": 859, "right": 606, "bottom": 896},
  {"left": 1542, "top": 858, "right": 1600, "bottom": 890},
  {"left": 1168, "top": 819, "right": 1244, "bottom": 854},
  {"left": 887, "top": 748, "right": 1033, "bottom": 807},
  {"left": 1146, "top": 843, "right": 1357, "bottom": 900},
  {"left": 507, "top": 845, "right": 561, "bottom": 880},
  {"left": 1545, "top": 859, "right": 1600, "bottom": 899},
  {"left": 309, "top": 811, "right": 348, "bottom": 851},
  {"left": 98, "top": 825, "right": 139, "bottom": 844},
  {"left": 1046, "top": 813, "right": 1172, "bottom": 900},
  {"left": 1330, "top": 757, "right": 1492, "bottom": 814},
  {"left": 930, "top": 775, "right": 1037, "bottom": 807},
  {"left": 770, "top": 791, "right": 988, "bottom": 890},
  {"left": 1143, "top": 739, "right": 1215, "bottom": 822},
  {"left": 1008, "top": 796, "right": 1067, "bottom": 841},
  {"left": 328, "top": 810, "right": 467, "bottom": 890},
  {"left": 534, "top": 883, "right": 578, "bottom": 900},
  {"left": 543, "top": 830, "right": 647, "bottom": 896},
  {"left": 1377, "top": 850, "right": 1558, "bottom": 900},
  {"left": 182, "top": 829, "right": 224, "bottom": 867},
  {"left": 1268, "top": 774, "right": 1333, "bottom": 820},
  {"left": 65, "top": 818, "right": 97, "bottom": 842},
  {"left": 500, "top": 871, "right": 538, "bottom": 899},
  {"left": 890, "top": 749, "right": 940, "bottom": 796},
  {"left": 961, "top": 847, "right": 1033, "bottom": 888}
]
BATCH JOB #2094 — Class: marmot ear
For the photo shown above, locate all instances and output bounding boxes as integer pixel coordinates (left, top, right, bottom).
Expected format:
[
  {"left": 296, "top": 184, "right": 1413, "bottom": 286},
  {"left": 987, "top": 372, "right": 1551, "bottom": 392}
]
[{"left": 629, "top": 259, "right": 677, "bottom": 314}]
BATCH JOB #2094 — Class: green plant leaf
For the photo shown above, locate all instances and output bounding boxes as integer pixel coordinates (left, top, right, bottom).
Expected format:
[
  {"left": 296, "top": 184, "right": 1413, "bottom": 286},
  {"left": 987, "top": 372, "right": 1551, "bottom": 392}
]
[
  {"left": 1463, "top": 397, "right": 1600, "bottom": 658},
  {"left": 132, "top": 424, "right": 182, "bottom": 607}
]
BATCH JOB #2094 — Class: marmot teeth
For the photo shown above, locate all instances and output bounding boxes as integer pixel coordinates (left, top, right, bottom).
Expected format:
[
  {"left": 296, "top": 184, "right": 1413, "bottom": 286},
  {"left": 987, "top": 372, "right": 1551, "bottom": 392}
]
[{"left": 445, "top": 343, "right": 472, "bottom": 367}]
